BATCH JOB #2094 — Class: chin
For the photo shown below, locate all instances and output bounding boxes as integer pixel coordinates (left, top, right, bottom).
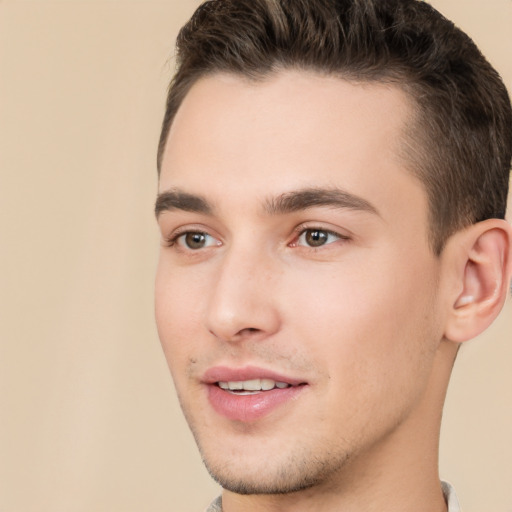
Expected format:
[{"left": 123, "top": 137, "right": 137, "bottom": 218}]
[{"left": 198, "top": 440, "right": 351, "bottom": 496}]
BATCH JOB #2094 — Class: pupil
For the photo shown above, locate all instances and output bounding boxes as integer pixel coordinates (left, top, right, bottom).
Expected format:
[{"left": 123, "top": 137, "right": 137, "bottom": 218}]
[
  {"left": 185, "top": 232, "right": 206, "bottom": 249},
  {"left": 306, "top": 230, "right": 327, "bottom": 247}
]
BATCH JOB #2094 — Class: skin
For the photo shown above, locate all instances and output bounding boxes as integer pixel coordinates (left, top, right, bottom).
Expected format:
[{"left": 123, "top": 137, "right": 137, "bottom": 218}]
[{"left": 155, "top": 70, "right": 485, "bottom": 512}]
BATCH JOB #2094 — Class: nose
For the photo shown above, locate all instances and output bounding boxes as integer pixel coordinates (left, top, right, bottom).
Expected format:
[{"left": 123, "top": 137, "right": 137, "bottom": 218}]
[{"left": 204, "top": 245, "right": 281, "bottom": 343}]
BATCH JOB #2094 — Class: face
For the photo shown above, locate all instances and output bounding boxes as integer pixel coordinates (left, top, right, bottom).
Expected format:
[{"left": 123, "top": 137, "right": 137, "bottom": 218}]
[{"left": 155, "top": 71, "right": 446, "bottom": 495}]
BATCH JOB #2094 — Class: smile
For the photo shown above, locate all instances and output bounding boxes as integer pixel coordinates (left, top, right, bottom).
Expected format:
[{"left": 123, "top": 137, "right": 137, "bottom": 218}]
[{"left": 203, "top": 366, "right": 308, "bottom": 422}]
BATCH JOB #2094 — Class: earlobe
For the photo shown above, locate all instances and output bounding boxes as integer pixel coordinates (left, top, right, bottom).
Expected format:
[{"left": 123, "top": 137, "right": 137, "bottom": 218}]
[{"left": 443, "top": 219, "right": 512, "bottom": 343}]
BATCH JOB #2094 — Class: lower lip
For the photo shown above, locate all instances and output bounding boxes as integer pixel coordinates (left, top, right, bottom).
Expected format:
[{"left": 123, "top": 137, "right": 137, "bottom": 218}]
[{"left": 207, "top": 384, "right": 306, "bottom": 422}]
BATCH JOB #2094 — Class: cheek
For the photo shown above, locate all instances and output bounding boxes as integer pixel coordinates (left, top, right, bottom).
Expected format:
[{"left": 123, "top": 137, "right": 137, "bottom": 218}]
[
  {"left": 283, "top": 253, "right": 440, "bottom": 383},
  {"left": 154, "top": 260, "right": 205, "bottom": 372},
  {"left": 282, "top": 262, "right": 440, "bottom": 439}
]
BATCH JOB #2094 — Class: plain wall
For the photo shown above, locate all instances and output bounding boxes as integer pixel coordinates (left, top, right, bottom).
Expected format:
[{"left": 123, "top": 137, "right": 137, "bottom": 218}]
[{"left": 0, "top": 1, "right": 510, "bottom": 511}]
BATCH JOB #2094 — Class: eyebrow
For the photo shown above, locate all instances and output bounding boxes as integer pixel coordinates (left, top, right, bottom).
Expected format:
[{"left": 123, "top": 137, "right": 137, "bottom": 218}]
[
  {"left": 155, "top": 189, "right": 212, "bottom": 217},
  {"left": 264, "top": 187, "right": 379, "bottom": 216},
  {"left": 155, "top": 187, "right": 379, "bottom": 218}
]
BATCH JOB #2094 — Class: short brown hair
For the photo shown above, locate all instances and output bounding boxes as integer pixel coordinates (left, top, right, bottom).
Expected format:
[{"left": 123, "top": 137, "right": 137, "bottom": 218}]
[{"left": 157, "top": 0, "right": 512, "bottom": 253}]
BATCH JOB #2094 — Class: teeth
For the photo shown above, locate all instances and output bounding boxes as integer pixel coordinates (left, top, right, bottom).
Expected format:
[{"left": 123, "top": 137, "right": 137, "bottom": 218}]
[
  {"left": 217, "top": 379, "right": 291, "bottom": 391},
  {"left": 243, "top": 379, "right": 262, "bottom": 391},
  {"left": 261, "top": 379, "right": 275, "bottom": 391}
]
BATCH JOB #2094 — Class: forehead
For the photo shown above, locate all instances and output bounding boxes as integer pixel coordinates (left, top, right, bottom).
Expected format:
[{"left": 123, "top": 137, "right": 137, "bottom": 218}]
[{"left": 160, "top": 70, "right": 426, "bottom": 228}]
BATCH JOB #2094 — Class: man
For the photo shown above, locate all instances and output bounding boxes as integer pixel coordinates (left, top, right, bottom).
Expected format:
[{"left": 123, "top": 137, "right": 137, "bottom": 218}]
[{"left": 154, "top": 1, "right": 512, "bottom": 510}]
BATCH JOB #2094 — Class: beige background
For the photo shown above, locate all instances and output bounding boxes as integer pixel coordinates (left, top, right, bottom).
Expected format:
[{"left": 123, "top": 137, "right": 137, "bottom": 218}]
[{"left": 0, "top": 1, "right": 510, "bottom": 511}]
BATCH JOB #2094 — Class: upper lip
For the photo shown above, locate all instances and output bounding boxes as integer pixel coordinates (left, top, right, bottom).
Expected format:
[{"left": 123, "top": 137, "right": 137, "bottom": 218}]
[{"left": 202, "top": 365, "right": 307, "bottom": 386}]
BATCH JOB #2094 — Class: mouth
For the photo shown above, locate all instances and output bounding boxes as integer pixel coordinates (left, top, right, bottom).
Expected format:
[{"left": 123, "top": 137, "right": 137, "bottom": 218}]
[{"left": 203, "top": 366, "right": 308, "bottom": 422}]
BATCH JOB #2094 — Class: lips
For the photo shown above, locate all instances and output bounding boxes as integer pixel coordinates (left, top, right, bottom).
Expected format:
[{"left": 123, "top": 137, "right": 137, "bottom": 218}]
[{"left": 202, "top": 365, "right": 308, "bottom": 422}]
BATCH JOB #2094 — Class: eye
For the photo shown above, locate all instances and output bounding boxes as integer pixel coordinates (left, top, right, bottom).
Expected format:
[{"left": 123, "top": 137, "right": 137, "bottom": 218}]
[
  {"left": 171, "top": 231, "right": 220, "bottom": 250},
  {"left": 296, "top": 228, "right": 343, "bottom": 248}
]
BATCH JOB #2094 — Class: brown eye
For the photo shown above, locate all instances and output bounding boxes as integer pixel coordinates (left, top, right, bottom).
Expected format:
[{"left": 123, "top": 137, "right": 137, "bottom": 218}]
[
  {"left": 305, "top": 230, "right": 328, "bottom": 247},
  {"left": 168, "top": 230, "right": 220, "bottom": 251},
  {"left": 297, "top": 229, "right": 342, "bottom": 248},
  {"left": 184, "top": 232, "right": 208, "bottom": 249}
]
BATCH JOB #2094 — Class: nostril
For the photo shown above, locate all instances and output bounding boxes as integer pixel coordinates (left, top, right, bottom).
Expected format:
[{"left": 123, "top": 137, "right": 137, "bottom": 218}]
[
  {"left": 238, "top": 327, "right": 263, "bottom": 337},
  {"left": 224, "top": 326, "right": 265, "bottom": 343}
]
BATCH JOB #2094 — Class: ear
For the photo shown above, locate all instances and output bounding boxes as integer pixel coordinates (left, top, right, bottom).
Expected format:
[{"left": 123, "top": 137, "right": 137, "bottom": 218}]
[{"left": 443, "top": 219, "right": 512, "bottom": 343}]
